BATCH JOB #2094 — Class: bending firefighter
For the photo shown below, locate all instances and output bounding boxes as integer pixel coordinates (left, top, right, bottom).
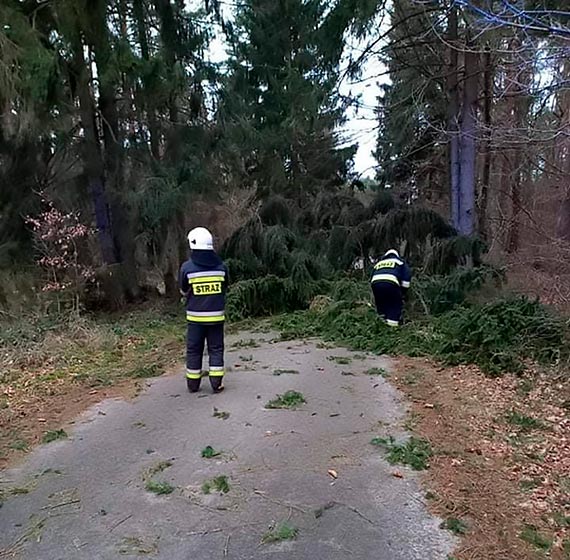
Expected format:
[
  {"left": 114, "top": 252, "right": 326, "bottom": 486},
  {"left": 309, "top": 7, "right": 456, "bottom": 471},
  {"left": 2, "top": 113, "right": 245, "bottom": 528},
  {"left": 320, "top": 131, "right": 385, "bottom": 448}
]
[
  {"left": 370, "top": 249, "right": 412, "bottom": 327},
  {"left": 179, "top": 227, "right": 228, "bottom": 393}
]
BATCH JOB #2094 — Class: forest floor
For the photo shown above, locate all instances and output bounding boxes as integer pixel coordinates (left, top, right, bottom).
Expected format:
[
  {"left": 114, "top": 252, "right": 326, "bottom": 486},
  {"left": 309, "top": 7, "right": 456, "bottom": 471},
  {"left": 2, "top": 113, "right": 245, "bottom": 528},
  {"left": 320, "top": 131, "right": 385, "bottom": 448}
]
[{"left": 0, "top": 311, "right": 569, "bottom": 559}]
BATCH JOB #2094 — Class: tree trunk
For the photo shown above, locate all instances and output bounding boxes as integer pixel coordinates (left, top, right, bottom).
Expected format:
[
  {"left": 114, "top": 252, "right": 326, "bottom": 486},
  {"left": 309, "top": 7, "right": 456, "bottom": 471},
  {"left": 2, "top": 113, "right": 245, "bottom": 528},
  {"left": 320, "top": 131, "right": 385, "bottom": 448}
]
[
  {"left": 506, "top": 39, "right": 531, "bottom": 253},
  {"left": 71, "top": 44, "right": 118, "bottom": 265},
  {"left": 479, "top": 48, "right": 492, "bottom": 240},
  {"left": 458, "top": 41, "right": 479, "bottom": 236},
  {"left": 88, "top": 1, "right": 140, "bottom": 298},
  {"left": 555, "top": 59, "right": 570, "bottom": 241},
  {"left": 153, "top": 0, "right": 181, "bottom": 160},
  {"left": 447, "top": 6, "right": 460, "bottom": 230},
  {"left": 133, "top": 0, "right": 161, "bottom": 159},
  {"left": 506, "top": 161, "right": 521, "bottom": 252}
]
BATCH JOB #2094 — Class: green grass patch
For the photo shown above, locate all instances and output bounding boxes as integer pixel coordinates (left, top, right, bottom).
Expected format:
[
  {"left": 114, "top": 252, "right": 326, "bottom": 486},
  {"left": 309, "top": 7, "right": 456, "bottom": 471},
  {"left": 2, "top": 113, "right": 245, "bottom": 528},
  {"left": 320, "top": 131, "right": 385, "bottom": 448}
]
[
  {"left": 212, "top": 475, "right": 230, "bottom": 493},
  {"left": 519, "top": 478, "right": 542, "bottom": 491},
  {"left": 127, "top": 363, "right": 163, "bottom": 379},
  {"left": 265, "top": 390, "right": 306, "bottom": 409},
  {"left": 261, "top": 522, "right": 298, "bottom": 544},
  {"left": 371, "top": 436, "right": 432, "bottom": 471},
  {"left": 506, "top": 411, "right": 544, "bottom": 431},
  {"left": 42, "top": 429, "right": 67, "bottom": 444},
  {"left": 10, "top": 440, "right": 29, "bottom": 451},
  {"left": 327, "top": 355, "right": 351, "bottom": 365},
  {"left": 202, "top": 475, "right": 230, "bottom": 494},
  {"left": 552, "top": 512, "right": 570, "bottom": 528},
  {"left": 213, "top": 408, "right": 230, "bottom": 420},
  {"left": 365, "top": 367, "right": 389, "bottom": 376},
  {"left": 1, "top": 305, "right": 184, "bottom": 411},
  {"left": 145, "top": 480, "right": 174, "bottom": 495},
  {"left": 147, "top": 460, "right": 173, "bottom": 477},
  {"left": 201, "top": 446, "right": 221, "bottom": 459},
  {"left": 10, "top": 487, "right": 30, "bottom": 495},
  {"left": 440, "top": 517, "right": 468, "bottom": 535},
  {"left": 519, "top": 524, "right": 552, "bottom": 551}
]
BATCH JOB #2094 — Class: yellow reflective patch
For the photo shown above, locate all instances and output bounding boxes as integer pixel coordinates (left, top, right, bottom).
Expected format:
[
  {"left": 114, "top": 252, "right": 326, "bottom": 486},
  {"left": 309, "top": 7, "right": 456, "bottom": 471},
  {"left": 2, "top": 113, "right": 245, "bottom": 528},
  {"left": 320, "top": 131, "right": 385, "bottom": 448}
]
[
  {"left": 189, "top": 275, "right": 225, "bottom": 284},
  {"left": 374, "top": 260, "right": 397, "bottom": 269},
  {"left": 187, "top": 314, "right": 225, "bottom": 323},
  {"left": 193, "top": 282, "right": 222, "bottom": 295}
]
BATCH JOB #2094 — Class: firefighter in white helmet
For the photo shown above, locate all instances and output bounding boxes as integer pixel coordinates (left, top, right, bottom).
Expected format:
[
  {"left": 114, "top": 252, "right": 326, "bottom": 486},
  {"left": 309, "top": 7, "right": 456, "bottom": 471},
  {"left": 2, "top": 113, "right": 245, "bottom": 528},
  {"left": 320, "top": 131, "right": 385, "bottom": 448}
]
[
  {"left": 370, "top": 249, "right": 412, "bottom": 327},
  {"left": 179, "top": 227, "right": 228, "bottom": 393}
]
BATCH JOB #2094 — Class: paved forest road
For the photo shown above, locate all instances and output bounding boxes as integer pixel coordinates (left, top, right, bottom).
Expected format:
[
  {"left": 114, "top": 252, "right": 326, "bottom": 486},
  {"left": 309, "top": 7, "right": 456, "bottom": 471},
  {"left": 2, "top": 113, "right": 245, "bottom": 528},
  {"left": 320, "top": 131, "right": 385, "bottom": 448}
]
[{"left": 0, "top": 334, "right": 455, "bottom": 559}]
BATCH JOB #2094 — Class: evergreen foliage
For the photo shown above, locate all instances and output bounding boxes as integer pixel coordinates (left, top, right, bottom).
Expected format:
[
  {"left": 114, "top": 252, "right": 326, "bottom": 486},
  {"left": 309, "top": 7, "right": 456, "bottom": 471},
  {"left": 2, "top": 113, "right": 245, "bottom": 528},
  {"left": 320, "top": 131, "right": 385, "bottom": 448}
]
[
  {"left": 219, "top": 0, "right": 359, "bottom": 197},
  {"left": 222, "top": 192, "right": 484, "bottom": 284},
  {"left": 411, "top": 266, "right": 502, "bottom": 315},
  {"left": 226, "top": 275, "right": 326, "bottom": 321},
  {"left": 272, "top": 293, "right": 568, "bottom": 376},
  {"left": 375, "top": 0, "right": 446, "bottom": 193}
]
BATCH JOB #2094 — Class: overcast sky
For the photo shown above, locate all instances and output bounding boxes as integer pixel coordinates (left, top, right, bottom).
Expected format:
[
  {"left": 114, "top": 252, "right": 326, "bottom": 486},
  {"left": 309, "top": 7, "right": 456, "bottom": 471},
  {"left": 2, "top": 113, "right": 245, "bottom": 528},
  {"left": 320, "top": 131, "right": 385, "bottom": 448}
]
[{"left": 189, "top": 2, "right": 386, "bottom": 178}]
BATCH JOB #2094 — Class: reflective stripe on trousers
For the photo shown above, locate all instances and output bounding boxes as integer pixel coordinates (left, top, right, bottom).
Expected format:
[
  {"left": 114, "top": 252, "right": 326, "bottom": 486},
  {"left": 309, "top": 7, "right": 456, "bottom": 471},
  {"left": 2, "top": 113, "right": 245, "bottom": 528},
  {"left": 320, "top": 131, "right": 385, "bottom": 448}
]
[
  {"left": 371, "top": 281, "right": 403, "bottom": 326},
  {"left": 186, "top": 323, "right": 224, "bottom": 374},
  {"left": 209, "top": 366, "right": 225, "bottom": 377}
]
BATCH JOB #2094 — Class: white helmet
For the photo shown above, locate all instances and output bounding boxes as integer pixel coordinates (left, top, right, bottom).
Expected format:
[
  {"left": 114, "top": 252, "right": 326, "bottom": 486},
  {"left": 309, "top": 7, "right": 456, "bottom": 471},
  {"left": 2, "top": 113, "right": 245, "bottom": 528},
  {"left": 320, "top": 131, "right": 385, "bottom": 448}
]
[
  {"left": 187, "top": 227, "right": 214, "bottom": 250},
  {"left": 385, "top": 249, "right": 400, "bottom": 258}
]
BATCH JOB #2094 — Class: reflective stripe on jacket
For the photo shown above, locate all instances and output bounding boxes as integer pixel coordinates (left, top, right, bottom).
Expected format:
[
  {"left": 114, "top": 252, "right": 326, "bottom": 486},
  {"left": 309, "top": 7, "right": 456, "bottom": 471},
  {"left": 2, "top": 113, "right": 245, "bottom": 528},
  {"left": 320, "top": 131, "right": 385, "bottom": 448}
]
[
  {"left": 370, "top": 256, "right": 412, "bottom": 289},
  {"left": 179, "top": 252, "right": 228, "bottom": 323}
]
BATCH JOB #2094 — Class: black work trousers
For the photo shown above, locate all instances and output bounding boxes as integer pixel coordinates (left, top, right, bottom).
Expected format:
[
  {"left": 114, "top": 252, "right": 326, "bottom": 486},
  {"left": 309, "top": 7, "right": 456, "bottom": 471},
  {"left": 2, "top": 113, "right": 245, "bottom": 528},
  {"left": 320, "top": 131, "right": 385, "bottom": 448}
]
[
  {"left": 186, "top": 322, "right": 224, "bottom": 392},
  {"left": 372, "top": 281, "right": 403, "bottom": 327}
]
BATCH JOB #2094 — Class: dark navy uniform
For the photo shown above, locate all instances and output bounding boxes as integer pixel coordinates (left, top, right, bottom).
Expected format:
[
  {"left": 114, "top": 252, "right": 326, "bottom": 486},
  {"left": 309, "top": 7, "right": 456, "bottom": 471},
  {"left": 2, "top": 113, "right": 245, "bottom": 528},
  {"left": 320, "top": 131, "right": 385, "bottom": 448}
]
[
  {"left": 179, "top": 250, "right": 228, "bottom": 392},
  {"left": 370, "top": 251, "right": 412, "bottom": 327}
]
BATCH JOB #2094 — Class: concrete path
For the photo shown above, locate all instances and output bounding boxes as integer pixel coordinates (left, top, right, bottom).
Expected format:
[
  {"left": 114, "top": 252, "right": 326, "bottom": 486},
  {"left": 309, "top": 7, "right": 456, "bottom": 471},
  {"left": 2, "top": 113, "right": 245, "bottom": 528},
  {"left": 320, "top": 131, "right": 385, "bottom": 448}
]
[{"left": 0, "top": 334, "right": 455, "bottom": 559}]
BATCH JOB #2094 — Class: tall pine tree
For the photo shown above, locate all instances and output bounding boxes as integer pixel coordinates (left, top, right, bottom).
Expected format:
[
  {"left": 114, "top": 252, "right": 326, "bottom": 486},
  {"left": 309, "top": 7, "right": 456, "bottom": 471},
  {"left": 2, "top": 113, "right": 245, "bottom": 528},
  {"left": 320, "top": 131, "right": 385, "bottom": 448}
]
[{"left": 220, "top": 0, "right": 358, "bottom": 199}]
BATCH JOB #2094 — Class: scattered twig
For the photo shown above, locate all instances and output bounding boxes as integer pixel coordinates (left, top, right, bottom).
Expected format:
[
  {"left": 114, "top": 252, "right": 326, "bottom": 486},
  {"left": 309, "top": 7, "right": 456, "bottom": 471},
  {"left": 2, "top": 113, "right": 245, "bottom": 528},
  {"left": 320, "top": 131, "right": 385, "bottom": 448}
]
[
  {"left": 188, "top": 528, "right": 223, "bottom": 537},
  {"left": 109, "top": 513, "right": 133, "bottom": 533},
  {"left": 41, "top": 498, "right": 81, "bottom": 511},
  {"left": 253, "top": 490, "right": 308, "bottom": 514},
  {"left": 0, "top": 517, "right": 47, "bottom": 558},
  {"left": 223, "top": 534, "right": 230, "bottom": 557},
  {"left": 316, "top": 501, "right": 376, "bottom": 526}
]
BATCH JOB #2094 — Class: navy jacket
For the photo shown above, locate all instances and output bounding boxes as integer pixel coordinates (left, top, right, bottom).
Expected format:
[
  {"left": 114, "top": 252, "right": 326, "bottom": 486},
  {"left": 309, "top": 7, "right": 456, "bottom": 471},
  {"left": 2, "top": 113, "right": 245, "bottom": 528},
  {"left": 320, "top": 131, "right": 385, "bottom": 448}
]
[
  {"left": 179, "top": 250, "right": 228, "bottom": 323},
  {"left": 370, "top": 254, "right": 412, "bottom": 290}
]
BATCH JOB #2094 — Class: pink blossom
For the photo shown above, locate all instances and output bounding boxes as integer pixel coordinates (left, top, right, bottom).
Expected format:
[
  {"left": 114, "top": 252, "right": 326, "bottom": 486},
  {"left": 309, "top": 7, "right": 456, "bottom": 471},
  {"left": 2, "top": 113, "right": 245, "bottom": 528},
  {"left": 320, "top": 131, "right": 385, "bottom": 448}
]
[{"left": 26, "top": 195, "right": 96, "bottom": 298}]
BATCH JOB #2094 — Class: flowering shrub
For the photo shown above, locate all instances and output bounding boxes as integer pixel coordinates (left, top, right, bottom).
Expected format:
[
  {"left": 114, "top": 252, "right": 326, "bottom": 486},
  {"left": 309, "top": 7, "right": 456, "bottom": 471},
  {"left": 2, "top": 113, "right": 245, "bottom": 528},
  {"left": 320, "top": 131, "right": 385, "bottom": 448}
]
[{"left": 26, "top": 195, "right": 95, "bottom": 310}]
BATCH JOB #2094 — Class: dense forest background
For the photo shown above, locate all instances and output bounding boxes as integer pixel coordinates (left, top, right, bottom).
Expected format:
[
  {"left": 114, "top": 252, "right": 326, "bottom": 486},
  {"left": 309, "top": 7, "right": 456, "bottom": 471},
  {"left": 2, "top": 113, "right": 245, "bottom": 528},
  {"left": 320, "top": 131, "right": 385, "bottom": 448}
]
[{"left": 1, "top": 0, "right": 570, "bottom": 313}]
